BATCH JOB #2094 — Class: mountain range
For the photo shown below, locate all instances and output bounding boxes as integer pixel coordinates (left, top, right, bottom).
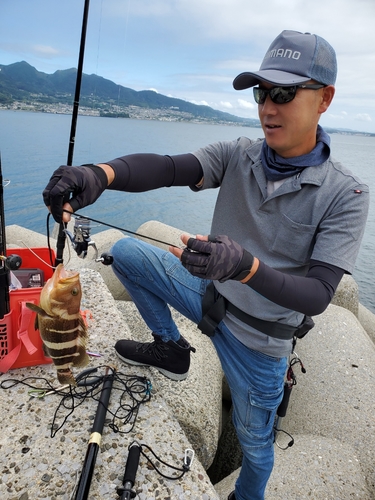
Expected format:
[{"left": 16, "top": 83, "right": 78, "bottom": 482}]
[
  {"left": 0, "top": 61, "right": 259, "bottom": 126},
  {"left": 0, "top": 61, "right": 373, "bottom": 136}
]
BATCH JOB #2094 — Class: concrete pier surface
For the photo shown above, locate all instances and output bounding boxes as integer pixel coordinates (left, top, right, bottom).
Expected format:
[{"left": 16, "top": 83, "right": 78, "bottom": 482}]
[{"left": 1, "top": 223, "right": 374, "bottom": 499}]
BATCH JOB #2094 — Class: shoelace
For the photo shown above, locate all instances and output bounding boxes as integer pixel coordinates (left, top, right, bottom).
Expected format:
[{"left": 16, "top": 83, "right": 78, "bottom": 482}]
[{"left": 136, "top": 340, "right": 169, "bottom": 360}]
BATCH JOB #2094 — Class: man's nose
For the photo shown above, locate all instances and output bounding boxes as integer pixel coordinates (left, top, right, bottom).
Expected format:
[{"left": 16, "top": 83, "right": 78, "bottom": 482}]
[{"left": 259, "top": 94, "right": 278, "bottom": 113}]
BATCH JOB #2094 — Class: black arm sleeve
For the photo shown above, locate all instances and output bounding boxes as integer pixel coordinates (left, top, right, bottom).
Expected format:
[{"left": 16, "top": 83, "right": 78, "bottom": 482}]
[
  {"left": 104, "top": 153, "right": 203, "bottom": 192},
  {"left": 246, "top": 259, "right": 345, "bottom": 316}
]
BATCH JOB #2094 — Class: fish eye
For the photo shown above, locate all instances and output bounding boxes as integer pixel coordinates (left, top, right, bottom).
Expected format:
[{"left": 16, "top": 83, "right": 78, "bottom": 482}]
[{"left": 71, "top": 288, "right": 79, "bottom": 296}]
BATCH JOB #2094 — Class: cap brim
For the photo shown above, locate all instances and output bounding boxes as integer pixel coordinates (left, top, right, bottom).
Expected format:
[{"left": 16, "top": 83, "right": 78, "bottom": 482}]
[{"left": 233, "top": 70, "right": 310, "bottom": 90}]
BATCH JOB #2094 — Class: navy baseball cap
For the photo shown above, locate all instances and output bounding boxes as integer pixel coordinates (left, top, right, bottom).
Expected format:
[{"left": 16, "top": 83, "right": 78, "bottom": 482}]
[{"left": 233, "top": 30, "right": 337, "bottom": 90}]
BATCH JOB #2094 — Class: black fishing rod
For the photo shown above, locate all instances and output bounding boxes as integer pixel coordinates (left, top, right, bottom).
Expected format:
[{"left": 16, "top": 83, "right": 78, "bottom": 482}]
[
  {"left": 117, "top": 442, "right": 141, "bottom": 500},
  {"left": 55, "top": 0, "right": 91, "bottom": 267},
  {"left": 74, "top": 366, "right": 115, "bottom": 500},
  {"left": 0, "top": 152, "right": 10, "bottom": 319}
]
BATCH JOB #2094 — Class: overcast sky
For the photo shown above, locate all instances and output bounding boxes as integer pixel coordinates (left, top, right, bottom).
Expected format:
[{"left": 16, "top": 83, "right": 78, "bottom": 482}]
[{"left": 1, "top": 0, "right": 374, "bottom": 133}]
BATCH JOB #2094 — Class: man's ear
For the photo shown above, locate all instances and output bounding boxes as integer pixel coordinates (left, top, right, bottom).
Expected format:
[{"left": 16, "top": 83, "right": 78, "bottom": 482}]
[{"left": 319, "top": 85, "right": 335, "bottom": 114}]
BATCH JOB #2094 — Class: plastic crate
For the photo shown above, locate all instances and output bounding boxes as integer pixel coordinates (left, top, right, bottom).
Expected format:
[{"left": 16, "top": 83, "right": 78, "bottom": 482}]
[{"left": 0, "top": 247, "right": 55, "bottom": 372}]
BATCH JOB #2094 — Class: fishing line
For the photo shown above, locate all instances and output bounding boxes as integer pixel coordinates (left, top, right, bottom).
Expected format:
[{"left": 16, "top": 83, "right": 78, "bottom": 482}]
[
  {"left": 61, "top": 209, "right": 181, "bottom": 249},
  {"left": 116, "top": 0, "right": 131, "bottom": 114},
  {"left": 0, "top": 367, "right": 152, "bottom": 438},
  {"left": 135, "top": 442, "right": 194, "bottom": 481},
  {"left": 52, "top": 368, "right": 151, "bottom": 438},
  {"left": 14, "top": 240, "right": 57, "bottom": 270},
  {"left": 45, "top": 209, "right": 180, "bottom": 268}
]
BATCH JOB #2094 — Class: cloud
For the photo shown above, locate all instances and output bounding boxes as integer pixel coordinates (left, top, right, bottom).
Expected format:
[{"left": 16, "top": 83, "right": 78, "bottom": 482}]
[
  {"left": 2, "top": 0, "right": 374, "bottom": 132},
  {"left": 31, "top": 45, "right": 60, "bottom": 58},
  {"left": 220, "top": 101, "right": 233, "bottom": 109},
  {"left": 193, "top": 100, "right": 209, "bottom": 106},
  {"left": 238, "top": 99, "right": 255, "bottom": 110},
  {"left": 355, "top": 113, "right": 372, "bottom": 123},
  {"left": 328, "top": 111, "right": 348, "bottom": 121}
]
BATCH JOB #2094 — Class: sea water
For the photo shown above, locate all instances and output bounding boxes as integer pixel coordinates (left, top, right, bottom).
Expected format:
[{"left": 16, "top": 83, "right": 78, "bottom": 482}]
[{"left": 0, "top": 110, "right": 374, "bottom": 313}]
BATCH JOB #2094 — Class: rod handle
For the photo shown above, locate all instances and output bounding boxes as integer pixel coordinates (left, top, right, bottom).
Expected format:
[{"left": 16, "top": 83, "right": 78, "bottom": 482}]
[
  {"left": 277, "top": 382, "right": 293, "bottom": 418},
  {"left": 123, "top": 443, "right": 141, "bottom": 485}
]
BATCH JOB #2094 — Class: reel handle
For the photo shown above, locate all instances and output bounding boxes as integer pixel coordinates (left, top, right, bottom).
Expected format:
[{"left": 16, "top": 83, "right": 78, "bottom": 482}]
[{"left": 96, "top": 252, "right": 114, "bottom": 266}]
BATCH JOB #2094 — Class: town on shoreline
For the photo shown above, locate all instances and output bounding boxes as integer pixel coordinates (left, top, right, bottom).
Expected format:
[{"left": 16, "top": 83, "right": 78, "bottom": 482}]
[{"left": 1, "top": 101, "right": 374, "bottom": 136}]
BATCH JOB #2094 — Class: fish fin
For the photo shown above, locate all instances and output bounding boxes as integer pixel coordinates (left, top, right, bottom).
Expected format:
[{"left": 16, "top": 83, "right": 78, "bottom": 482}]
[
  {"left": 25, "top": 302, "right": 45, "bottom": 315},
  {"left": 76, "top": 316, "right": 89, "bottom": 349},
  {"left": 57, "top": 368, "right": 77, "bottom": 386},
  {"left": 72, "top": 347, "right": 90, "bottom": 368},
  {"left": 79, "top": 315, "right": 88, "bottom": 335},
  {"left": 26, "top": 302, "right": 52, "bottom": 320},
  {"left": 41, "top": 342, "right": 50, "bottom": 358}
]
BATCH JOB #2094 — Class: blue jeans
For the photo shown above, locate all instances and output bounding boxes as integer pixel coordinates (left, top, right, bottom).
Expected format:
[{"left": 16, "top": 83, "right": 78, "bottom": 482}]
[{"left": 111, "top": 238, "right": 287, "bottom": 500}]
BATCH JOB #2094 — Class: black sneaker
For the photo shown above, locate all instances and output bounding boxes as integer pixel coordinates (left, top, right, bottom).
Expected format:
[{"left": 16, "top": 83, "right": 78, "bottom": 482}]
[
  {"left": 228, "top": 492, "right": 236, "bottom": 500},
  {"left": 115, "top": 333, "right": 196, "bottom": 381}
]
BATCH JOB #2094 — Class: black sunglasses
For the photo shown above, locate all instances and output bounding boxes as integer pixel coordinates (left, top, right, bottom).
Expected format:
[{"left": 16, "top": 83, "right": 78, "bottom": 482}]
[{"left": 253, "top": 84, "right": 326, "bottom": 105}]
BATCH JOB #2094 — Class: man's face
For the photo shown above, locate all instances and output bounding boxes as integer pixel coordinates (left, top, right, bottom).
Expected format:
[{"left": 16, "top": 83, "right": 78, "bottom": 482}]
[{"left": 257, "top": 82, "right": 334, "bottom": 158}]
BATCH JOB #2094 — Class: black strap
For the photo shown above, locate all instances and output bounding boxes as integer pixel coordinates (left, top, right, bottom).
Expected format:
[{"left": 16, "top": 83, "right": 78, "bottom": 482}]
[
  {"left": 226, "top": 302, "right": 297, "bottom": 340},
  {"left": 198, "top": 283, "right": 314, "bottom": 340},
  {"left": 198, "top": 282, "right": 227, "bottom": 337}
]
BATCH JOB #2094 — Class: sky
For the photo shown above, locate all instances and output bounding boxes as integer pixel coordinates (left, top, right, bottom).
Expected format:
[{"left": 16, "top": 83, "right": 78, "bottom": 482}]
[{"left": 1, "top": 0, "right": 374, "bottom": 133}]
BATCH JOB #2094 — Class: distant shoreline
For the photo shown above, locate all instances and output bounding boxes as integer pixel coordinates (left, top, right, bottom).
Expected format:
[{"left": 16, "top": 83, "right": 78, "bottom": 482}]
[{"left": 1, "top": 105, "right": 374, "bottom": 137}]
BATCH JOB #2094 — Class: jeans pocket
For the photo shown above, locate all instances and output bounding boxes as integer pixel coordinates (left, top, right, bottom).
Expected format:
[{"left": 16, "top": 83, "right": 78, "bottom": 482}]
[{"left": 162, "top": 252, "right": 207, "bottom": 295}]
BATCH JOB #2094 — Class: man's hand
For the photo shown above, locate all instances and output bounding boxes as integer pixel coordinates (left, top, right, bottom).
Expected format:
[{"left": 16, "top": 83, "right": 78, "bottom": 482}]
[
  {"left": 170, "top": 234, "right": 255, "bottom": 282},
  {"left": 42, "top": 164, "right": 108, "bottom": 223}
]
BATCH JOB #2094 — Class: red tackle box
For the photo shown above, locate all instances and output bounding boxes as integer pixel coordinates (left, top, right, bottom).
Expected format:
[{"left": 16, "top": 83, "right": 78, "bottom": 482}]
[{"left": 0, "top": 247, "right": 55, "bottom": 373}]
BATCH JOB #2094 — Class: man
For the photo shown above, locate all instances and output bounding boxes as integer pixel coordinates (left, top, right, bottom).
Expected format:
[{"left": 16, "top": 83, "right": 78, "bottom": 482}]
[{"left": 43, "top": 30, "right": 369, "bottom": 500}]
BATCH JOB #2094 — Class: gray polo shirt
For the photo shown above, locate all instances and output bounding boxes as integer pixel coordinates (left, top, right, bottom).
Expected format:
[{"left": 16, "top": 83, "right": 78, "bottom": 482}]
[{"left": 192, "top": 137, "right": 369, "bottom": 357}]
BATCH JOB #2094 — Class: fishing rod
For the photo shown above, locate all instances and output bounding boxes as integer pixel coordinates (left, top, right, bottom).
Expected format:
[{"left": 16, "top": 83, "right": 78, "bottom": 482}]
[
  {"left": 74, "top": 366, "right": 115, "bottom": 500},
  {"left": 55, "top": 0, "right": 91, "bottom": 268},
  {"left": 0, "top": 152, "right": 10, "bottom": 319},
  {"left": 63, "top": 209, "right": 179, "bottom": 251},
  {"left": 117, "top": 442, "right": 141, "bottom": 500}
]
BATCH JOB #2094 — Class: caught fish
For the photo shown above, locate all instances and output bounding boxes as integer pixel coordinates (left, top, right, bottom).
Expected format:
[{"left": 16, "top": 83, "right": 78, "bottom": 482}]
[{"left": 26, "top": 264, "right": 89, "bottom": 385}]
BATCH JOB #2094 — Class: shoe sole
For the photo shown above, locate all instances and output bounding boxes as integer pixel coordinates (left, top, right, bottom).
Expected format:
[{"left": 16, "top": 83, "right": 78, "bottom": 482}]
[{"left": 115, "top": 351, "right": 189, "bottom": 381}]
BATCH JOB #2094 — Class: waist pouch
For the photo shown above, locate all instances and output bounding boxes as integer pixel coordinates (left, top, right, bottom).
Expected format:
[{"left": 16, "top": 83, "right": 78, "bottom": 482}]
[{"left": 198, "top": 282, "right": 314, "bottom": 340}]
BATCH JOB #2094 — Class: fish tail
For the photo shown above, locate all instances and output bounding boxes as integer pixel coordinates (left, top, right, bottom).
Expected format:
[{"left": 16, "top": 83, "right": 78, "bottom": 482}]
[{"left": 57, "top": 368, "right": 77, "bottom": 386}]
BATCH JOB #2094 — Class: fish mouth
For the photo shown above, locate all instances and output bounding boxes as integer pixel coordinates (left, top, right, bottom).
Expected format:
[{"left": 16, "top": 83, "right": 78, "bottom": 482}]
[
  {"left": 54, "top": 264, "right": 79, "bottom": 282},
  {"left": 42, "top": 264, "right": 80, "bottom": 301}
]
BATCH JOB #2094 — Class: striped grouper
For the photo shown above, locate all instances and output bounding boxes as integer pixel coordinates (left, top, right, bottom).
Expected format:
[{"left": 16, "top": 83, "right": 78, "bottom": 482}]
[{"left": 26, "top": 264, "right": 89, "bottom": 385}]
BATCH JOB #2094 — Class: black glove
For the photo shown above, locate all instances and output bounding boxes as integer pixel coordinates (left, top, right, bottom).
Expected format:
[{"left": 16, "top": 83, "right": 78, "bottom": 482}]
[
  {"left": 181, "top": 235, "right": 254, "bottom": 282},
  {"left": 43, "top": 164, "right": 108, "bottom": 223}
]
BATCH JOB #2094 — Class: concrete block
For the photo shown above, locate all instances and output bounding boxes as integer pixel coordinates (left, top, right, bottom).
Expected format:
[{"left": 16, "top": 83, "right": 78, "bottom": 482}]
[
  {"left": 331, "top": 274, "right": 359, "bottom": 317},
  {"left": 358, "top": 303, "right": 375, "bottom": 344},
  {"left": 214, "top": 434, "right": 372, "bottom": 499},
  {"left": 0, "top": 268, "right": 220, "bottom": 500},
  {"left": 283, "top": 304, "right": 375, "bottom": 494},
  {"left": 115, "top": 299, "right": 223, "bottom": 470}
]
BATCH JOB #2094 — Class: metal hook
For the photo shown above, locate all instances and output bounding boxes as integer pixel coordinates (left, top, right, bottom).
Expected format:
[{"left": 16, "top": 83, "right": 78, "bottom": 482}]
[{"left": 184, "top": 448, "right": 195, "bottom": 470}]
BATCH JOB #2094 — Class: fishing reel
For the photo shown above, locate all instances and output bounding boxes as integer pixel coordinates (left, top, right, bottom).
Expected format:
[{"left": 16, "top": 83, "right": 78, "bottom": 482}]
[
  {"left": 0, "top": 253, "right": 22, "bottom": 271},
  {"left": 65, "top": 216, "right": 98, "bottom": 259},
  {"left": 64, "top": 216, "right": 114, "bottom": 265}
]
